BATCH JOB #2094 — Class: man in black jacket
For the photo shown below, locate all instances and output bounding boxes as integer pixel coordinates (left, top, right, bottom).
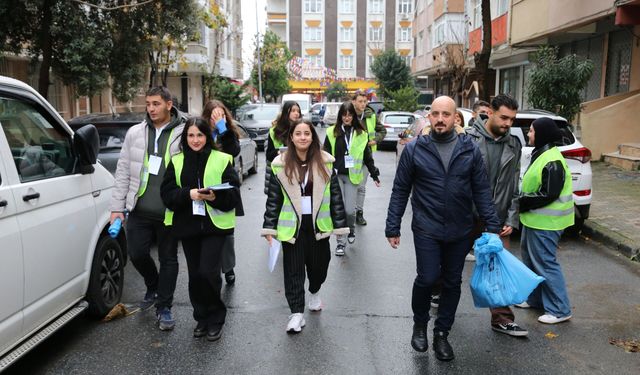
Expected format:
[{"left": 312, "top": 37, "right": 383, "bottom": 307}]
[
  {"left": 467, "top": 94, "right": 527, "bottom": 337},
  {"left": 385, "top": 96, "right": 501, "bottom": 361}
]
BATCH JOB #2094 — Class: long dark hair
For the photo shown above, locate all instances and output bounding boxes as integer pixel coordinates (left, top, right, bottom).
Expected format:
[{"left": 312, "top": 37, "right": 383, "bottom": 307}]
[
  {"left": 283, "top": 119, "right": 330, "bottom": 185},
  {"left": 273, "top": 101, "right": 300, "bottom": 143},
  {"left": 180, "top": 117, "right": 215, "bottom": 152},
  {"left": 201, "top": 99, "right": 240, "bottom": 140},
  {"left": 333, "top": 101, "right": 365, "bottom": 137}
]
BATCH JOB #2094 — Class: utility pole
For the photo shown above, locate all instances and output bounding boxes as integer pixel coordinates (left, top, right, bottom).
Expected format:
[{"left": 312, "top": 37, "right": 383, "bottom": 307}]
[{"left": 255, "top": 0, "right": 263, "bottom": 103}]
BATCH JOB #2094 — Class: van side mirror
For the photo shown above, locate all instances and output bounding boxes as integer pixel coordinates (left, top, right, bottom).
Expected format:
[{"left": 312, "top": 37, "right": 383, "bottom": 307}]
[{"left": 73, "top": 124, "right": 100, "bottom": 174}]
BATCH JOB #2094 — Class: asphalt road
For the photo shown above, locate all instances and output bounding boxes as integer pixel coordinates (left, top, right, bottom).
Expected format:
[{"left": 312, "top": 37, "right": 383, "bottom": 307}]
[{"left": 5, "top": 144, "right": 640, "bottom": 375}]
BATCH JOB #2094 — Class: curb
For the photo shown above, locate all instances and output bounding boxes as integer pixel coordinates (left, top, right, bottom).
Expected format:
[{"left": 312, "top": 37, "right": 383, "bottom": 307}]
[{"left": 581, "top": 219, "right": 640, "bottom": 261}]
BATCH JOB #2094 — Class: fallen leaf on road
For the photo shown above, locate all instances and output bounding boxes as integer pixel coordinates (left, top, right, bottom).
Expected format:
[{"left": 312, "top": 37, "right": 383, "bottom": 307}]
[
  {"left": 545, "top": 332, "right": 559, "bottom": 339},
  {"left": 102, "top": 303, "right": 140, "bottom": 322},
  {"left": 151, "top": 341, "right": 164, "bottom": 348},
  {"left": 609, "top": 338, "right": 640, "bottom": 353}
]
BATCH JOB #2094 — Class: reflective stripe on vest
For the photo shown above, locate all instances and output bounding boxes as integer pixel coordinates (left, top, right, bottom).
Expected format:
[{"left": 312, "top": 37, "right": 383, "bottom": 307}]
[
  {"left": 271, "top": 162, "right": 334, "bottom": 242},
  {"left": 138, "top": 128, "right": 175, "bottom": 197},
  {"left": 365, "top": 114, "right": 377, "bottom": 152},
  {"left": 269, "top": 127, "right": 285, "bottom": 149},
  {"left": 163, "top": 151, "right": 236, "bottom": 229},
  {"left": 520, "top": 147, "right": 574, "bottom": 230},
  {"left": 325, "top": 125, "right": 368, "bottom": 185}
]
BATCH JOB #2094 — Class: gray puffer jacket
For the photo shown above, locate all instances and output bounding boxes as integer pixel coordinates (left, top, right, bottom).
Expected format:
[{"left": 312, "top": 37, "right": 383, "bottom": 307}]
[{"left": 466, "top": 118, "right": 522, "bottom": 228}]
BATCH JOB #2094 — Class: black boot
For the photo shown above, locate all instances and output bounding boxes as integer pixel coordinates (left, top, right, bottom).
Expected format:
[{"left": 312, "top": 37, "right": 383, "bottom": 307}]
[
  {"left": 433, "top": 331, "right": 454, "bottom": 361},
  {"left": 411, "top": 323, "right": 428, "bottom": 352},
  {"left": 356, "top": 210, "right": 367, "bottom": 225},
  {"left": 225, "top": 269, "right": 236, "bottom": 285}
]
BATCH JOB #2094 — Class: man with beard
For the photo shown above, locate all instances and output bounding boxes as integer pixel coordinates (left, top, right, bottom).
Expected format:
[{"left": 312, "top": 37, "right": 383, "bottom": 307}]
[
  {"left": 385, "top": 96, "right": 501, "bottom": 361},
  {"left": 467, "top": 94, "right": 528, "bottom": 337}
]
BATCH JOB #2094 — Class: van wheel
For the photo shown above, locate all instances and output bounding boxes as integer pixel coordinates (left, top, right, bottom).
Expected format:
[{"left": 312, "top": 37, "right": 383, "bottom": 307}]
[
  {"left": 248, "top": 151, "right": 258, "bottom": 174},
  {"left": 87, "top": 236, "right": 124, "bottom": 317}
]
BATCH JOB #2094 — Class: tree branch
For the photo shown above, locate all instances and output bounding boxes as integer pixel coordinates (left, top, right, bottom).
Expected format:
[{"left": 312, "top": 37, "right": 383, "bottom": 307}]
[{"left": 71, "top": 0, "right": 155, "bottom": 11}]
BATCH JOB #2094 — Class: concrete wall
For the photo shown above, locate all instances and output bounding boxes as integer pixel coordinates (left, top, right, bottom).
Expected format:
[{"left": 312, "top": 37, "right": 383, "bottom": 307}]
[{"left": 581, "top": 92, "right": 640, "bottom": 159}]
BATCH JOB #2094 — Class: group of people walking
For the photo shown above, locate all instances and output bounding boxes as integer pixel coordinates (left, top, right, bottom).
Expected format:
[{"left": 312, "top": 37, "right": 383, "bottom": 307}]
[{"left": 109, "top": 86, "right": 574, "bottom": 361}]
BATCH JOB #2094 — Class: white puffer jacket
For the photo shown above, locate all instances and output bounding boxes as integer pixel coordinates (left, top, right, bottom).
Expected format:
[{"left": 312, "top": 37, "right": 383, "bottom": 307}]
[{"left": 109, "top": 120, "right": 184, "bottom": 213}]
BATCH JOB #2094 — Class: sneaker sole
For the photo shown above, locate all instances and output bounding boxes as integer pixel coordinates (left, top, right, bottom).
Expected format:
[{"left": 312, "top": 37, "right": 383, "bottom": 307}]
[
  {"left": 538, "top": 315, "right": 572, "bottom": 324},
  {"left": 491, "top": 326, "right": 528, "bottom": 337},
  {"left": 347, "top": 239, "right": 355, "bottom": 244},
  {"left": 206, "top": 332, "right": 222, "bottom": 341},
  {"left": 159, "top": 324, "right": 175, "bottom": 331},
  {"left": 308, "top": 305, "right": 323, "bottom": 312},
  {"left": 286, "top": 320, "right": 306, "bottom": 333},
  {"left": 335, "top": 251, "right": 345, "bottom": 256}
]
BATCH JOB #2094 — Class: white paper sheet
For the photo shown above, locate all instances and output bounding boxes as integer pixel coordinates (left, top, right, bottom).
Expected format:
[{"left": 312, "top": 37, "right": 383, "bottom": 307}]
[{"left": 268, "top": 239, "right": 281, "bottom": 273}]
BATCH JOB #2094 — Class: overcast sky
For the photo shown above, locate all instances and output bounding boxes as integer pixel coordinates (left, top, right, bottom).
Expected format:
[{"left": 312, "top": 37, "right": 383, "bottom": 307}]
[{"left": 241, "top": 0, "right": 267, "bottom": 80}]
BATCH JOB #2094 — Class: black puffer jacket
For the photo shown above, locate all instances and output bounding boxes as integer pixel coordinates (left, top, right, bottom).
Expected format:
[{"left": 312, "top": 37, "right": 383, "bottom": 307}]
[
  {"left": 161, "top": 146, "right": 241, "bottom": 239},
  {"left": 262, "top": 151, "right": 349, "bottom": 243},
  {"left": 385, "top": 133, "right": 501, "bottom": 241}
]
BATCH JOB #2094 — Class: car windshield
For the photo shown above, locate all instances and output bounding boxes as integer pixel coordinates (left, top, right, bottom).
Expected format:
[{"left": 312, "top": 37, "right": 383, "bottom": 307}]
[
  {"left": 95, "top": 126, "right": 129, "bottom": 152},
  {"left": 384, "top": 115, "right": 414, "bottom": 125},
  {"left": 244, "top": 106, "right": 280, "bottom": 121}
]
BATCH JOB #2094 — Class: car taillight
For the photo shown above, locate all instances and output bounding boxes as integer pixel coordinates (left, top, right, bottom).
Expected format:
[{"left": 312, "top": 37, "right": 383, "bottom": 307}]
[
  {"left": 562, "top": 147, "right": 591, "bottom": 163},
  {"left": 574, "top": 189, "right": 591, "bottom": 196}
]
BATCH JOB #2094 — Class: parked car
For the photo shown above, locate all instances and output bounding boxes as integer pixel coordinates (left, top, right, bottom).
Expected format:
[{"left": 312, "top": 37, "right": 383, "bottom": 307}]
[
  {"left": 368, "top": 101, "right": 384, "bottom": 116},
  {"left": 322, "top": 102, "right": 341, "bottom": 127},
  {"left": 395, "top": 109, "right": 592, "bottom": 226},
  {"left": 69, "top": 113, "right": 256, "bottom": 184},
  {"left": 238, "top": 103, "right": 280, "bottom": 151},
  {"left": 234, "top": 124, "right": 258, "bottom": 184},
  {"left": 310, "top": 103, "right": 324, "bottom": 126},
  {"left": 0, "top": 75, "right": 125, "bottom": 369},
  {"left": 379, "top": 111, "right": 419, "bottom": 148}
]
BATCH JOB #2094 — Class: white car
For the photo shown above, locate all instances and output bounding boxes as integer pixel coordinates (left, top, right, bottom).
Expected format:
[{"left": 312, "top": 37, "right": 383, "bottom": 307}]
[
  {"left": 395, "top": 109, "right": 592, "bottom": 227},
  {"left": 0, "top": 76, "right": 124, "bottom": 370},
  {"left": 379, "top": 111, "right": 421, "bottom": 148}
]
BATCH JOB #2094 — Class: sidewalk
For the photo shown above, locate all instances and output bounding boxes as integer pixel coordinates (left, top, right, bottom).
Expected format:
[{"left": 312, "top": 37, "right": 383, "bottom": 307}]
[{"left": 582, "top": 161, "right": 640, "bottom": 260}]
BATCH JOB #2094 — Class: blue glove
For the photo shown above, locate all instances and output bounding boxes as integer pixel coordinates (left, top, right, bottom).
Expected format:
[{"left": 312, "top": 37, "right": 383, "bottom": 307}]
[
  {"left": 108, "top": 218, "right": 122, "bottom": 238},
  {"left": 216, "top": 118, "right": 227, "bottom": 135}
]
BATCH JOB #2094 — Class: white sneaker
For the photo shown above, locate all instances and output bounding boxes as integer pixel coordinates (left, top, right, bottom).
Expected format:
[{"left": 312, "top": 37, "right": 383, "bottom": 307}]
[
  {"left": 538, "top": 314, "right": 572, "bottom": 324},
  {"left": 286, "top": 313, "right": 306, "bottom": 333},
  {"left": 514, "top": 301, "right": 531, "bottom": 309},
  {"left": 465, "top": 253, "right": 476, "bottom": 262},
  {"left": 308, "top": 293, "right": 322, "bottom": 311}
]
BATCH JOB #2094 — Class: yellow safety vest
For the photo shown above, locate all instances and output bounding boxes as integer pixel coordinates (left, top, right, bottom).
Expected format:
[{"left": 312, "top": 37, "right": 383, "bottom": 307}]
[
  {"left": 365, "top": 114, "right": 377, "bottom": 152},
  {"left": 269, "top": 127, "right": 285, "bottom": 149},
  {"left": 163, "top": 151, "right": 236, "bottom": 229},
  {"left": 325, "top": 125, "right": 368, "bottom": 185},
  {"left": 138, "top": 128, "right": 176, "bottom": 197},
  {"left": 520, "top": 147, "right": 574, "bottom": 230}
]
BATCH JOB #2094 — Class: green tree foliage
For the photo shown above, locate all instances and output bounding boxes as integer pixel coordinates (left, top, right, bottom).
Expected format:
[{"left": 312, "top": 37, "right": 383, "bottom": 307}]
[
  {"left": 527, "top": 46, "right": 594, "bottom": 121},
  {"left": 0, "top": 0, "right": 201, "bottom": 102},
  {"left": 324, "top": 82, "right": 348, "bottom": 102},
  {"left": 383, "top": 86, "right": 419, "bottom": 112},
  {"left": 251, "top": 30, "right": 292, "bottom": 102},
  {"left": 203, "top": 74, "right": 249, "bottom": 116},
  {"left": 370, "top": 50, "right": 414, "bottom": 97}
]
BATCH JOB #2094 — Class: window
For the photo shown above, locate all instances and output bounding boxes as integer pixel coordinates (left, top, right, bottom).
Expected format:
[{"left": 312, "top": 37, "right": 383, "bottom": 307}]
[
  {"left": 417, "top": 30, "right": 424, "bottom": 55},
  {"left": 368, "top": 54, "right": 376, "bottom": 67},
  {"left": 417, "top": 0, "right": 424, "bottom": 12},
  {"left": 499, "top": 66, "right": 520, "bottom": 99},
  {"left": 369, "top": 26, "right": 383, "bottom": 42},
  {"left": 368, "top": 0, "right": 383, "bottom": 14},
  {"left": 0, "top": 96, "right": 74, "bottom": 182},
  {"left": 434, "top": 22, "right": 445, "bottom": 46},
  {"left": 340, "top": 0, "right": 354, "bottom": 13},
  {"left": 402, "top": 55, "right": 411, "bottom": 65},
  {"left": 339, "top": 55, "right": 354, "bottom": 69},
  {"left": 398, "top": 0, "right": 412, "bottom": 14},
  {"left": 398, "top": 27, "right": 411, "bottom": 42},
  {"left": 340, "top": 27, "right": 353, "bottom": 41},
  {"left": 472, "top": 0, "right": 482, "bottom": 29},
  {"left": 304, "top": 27, "right": 323, "bottom": 41},
  {"left": 497, "top": 0, "right": 509, "bottom": 16},
  {"left": 305, "top": 54, "right": 323, "bottom": 67},
  {"left": 304, "top": 0, "right": 323, "bottom": 13}
]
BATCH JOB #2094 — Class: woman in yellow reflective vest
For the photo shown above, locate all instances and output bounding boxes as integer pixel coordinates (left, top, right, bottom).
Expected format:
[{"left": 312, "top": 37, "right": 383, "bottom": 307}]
[
  {"left": 517, "top": 117, "right": 574, "bottom": 325},
  {"left": 262, "top": 119, "right": 349, "bottom": 333},
  {"left": 323, "top": 101, "right": 381, "bottom": 256},
  {"left": 264, "top": 101, "right": 301, "bottom": 194},
  {"left": 161, "top": 118, "right": 241, "bottom": 341}
]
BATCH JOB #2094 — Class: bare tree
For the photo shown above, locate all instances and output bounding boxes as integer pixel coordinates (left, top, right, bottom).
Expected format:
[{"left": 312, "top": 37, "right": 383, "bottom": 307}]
[{"left": 472, "top": 0, "right": 492, "bottom": 101}]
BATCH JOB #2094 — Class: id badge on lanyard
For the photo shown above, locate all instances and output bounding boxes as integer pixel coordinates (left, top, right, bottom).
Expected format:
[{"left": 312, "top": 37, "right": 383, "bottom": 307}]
[
  {"left": 344, "top": 155, "right": 355, "bottom": 168},
  {"left": 300, "top": 168, "right": 312, "bottom": 215},
  {"left": 342, "top": 125, "right": 355, "bottom": 168},
  {"left": 148, "top": 155, "right": 162, "bottom": 175},
  {"left": 192, "top": 200, "right": 206, "bottom": 216}
]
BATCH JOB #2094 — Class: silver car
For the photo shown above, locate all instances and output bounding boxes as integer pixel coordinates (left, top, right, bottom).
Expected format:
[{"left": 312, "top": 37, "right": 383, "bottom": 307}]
[{"left": 379, "top": 111, "right": 419, "bottom": 148}]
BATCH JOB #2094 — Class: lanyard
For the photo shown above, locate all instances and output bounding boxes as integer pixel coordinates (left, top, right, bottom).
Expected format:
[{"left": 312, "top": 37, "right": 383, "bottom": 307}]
[
  {"left": 342, "top": 125, "right": 352, "bottom": 154},
  {"left": 153, "top": 123, "right": 168, "bottom": 154},
  {"left": 300, "top": 167, "right": 309, "bottom": 195}
]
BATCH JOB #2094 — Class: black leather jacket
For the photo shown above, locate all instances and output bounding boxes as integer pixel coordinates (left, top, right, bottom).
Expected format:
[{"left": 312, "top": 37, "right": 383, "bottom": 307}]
[{"left": 519, "top": 144, "right": 566, "bottom": 213}]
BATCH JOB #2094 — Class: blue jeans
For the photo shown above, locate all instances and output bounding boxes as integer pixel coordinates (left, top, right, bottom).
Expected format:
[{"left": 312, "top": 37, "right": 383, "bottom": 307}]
[
  {"left": 520, "top": 226, "right": 571, "bottom": 317},
  {"left": 412, "top": 231, "right": 471, "bottom": 333}
]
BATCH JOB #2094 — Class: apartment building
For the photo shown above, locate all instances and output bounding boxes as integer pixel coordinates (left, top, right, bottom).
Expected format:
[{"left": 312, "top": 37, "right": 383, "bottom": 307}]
[
  {"left": 411, "top": 0, "right": 466, "bottom": 100},
  {"left": 267, "top": 0, "right": 415, "bottom": 93}
]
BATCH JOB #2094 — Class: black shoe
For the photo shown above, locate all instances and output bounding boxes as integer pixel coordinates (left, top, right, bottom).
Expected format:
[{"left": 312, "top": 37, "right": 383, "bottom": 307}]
[
  {"left": 356, "top": 210, "right": 367, "bottom": 225},
  {"left": 430, "top": 295, "right": 440, "bottom": 308},
  {"left": 433, "top": 331, "right": 454, "bottom": 361},
  {"left": 347, "top": 231, "right": 356, "bottom": 244},
  {"left": 492, "top": 322, "right": 528, "bottom": 337},
  {"left": 207, "top": 326, "right": 223, "bottom": 342},
  {"left": 225, "top": 269, "right": 236, "bottom": 285},
  {"left": 193, "top": 322, "right": 207, "bottom": 338},
  {"left": 411, "top": 323, "right": 428, "bottom": 352}
]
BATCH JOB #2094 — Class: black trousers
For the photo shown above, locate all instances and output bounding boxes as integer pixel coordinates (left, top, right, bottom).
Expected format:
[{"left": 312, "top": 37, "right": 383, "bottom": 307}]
[
  {"left": 182, "top": 234, "right": 227, "bottom": 328},
  {"left": 282, "top": 215, "right": 331, "bottom": 313},
  {"left": 126, "top": 212, "right": 178, "bottom": 310}
]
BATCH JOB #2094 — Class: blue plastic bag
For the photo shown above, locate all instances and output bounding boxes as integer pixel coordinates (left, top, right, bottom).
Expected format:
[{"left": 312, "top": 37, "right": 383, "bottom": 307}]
[{"left": 470, "top": 233, "right": 545, "bottom": 308}]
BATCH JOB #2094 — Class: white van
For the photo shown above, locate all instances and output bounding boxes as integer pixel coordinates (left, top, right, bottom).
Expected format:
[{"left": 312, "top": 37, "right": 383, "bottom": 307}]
[
  {"left": 281, "top": 93, "right": 313, "bottom": 121},
  {"left": 0, "top": 76, "right": 125, "bottom": 370}
]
